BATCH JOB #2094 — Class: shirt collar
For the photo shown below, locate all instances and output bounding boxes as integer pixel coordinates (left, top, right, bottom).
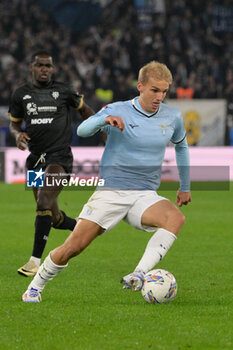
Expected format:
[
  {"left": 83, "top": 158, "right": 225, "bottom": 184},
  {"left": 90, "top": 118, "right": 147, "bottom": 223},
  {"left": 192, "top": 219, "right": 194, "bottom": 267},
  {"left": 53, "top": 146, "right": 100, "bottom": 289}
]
[{"left": 132, "top": 97, "right": 160, "bottom": 118}]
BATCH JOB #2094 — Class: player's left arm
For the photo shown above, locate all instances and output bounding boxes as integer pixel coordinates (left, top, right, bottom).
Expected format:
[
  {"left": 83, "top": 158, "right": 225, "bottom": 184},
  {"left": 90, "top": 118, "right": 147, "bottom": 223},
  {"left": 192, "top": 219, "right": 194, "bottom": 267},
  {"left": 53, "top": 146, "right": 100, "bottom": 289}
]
[
  {"left": 78, "top": 97, "right": 95, "bottom": 120},
  {"left": 171, "top": 111, "right": 191, "bottom": 207},
  {"left": 174, "top": 138, "right": 191, "bottom": 207},
  {"left": 68, "top": 88, "right": 95, "bottom": 120}
]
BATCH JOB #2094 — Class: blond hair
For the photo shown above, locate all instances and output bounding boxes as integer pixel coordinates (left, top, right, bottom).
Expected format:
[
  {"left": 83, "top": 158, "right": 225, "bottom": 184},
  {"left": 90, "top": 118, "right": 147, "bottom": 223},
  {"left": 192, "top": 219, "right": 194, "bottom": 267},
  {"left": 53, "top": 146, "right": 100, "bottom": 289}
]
[{"left": 138, "top": 61, "right": 173, "bottom": 85}]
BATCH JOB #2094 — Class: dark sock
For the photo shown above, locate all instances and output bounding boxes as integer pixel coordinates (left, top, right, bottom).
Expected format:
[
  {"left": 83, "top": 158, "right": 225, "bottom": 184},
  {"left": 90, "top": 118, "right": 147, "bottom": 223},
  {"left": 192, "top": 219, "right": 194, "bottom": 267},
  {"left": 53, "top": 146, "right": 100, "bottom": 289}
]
[
  {"left": 53, "top": 210, "right": 76, "bottom": 231},
  {"left": 32, "top": 211, "right": 52, "bottom": 258}
]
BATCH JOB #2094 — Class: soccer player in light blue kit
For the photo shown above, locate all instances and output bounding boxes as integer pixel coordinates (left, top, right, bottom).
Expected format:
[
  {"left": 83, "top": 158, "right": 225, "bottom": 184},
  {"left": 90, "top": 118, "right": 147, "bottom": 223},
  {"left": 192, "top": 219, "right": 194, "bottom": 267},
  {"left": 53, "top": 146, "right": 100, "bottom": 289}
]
[{"left": 22, "top": 61, "right": 191, "bottom": 302}]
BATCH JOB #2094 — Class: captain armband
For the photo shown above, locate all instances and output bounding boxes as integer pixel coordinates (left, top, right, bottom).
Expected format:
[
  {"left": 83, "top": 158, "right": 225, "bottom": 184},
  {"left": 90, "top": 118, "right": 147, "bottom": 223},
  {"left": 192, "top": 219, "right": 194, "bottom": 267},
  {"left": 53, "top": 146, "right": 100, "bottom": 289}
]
[
  {"left": 8, "top": 113, "right": 22, "bottom": 123},
  {"left": 76, "top": 95, "right": 84, "bottom": 110}
]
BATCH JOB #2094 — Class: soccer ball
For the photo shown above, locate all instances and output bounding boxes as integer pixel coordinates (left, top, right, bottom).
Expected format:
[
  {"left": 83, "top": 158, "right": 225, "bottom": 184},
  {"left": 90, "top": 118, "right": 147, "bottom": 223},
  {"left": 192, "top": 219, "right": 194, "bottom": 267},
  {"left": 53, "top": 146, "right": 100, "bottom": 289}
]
[{"left": 141, "top": 269, "right": 177, "bottom": 304}]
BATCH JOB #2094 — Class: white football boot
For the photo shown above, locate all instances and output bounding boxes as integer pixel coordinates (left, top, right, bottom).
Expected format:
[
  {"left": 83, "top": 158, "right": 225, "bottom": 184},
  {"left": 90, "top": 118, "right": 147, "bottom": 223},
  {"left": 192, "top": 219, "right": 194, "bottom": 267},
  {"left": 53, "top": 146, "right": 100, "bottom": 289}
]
[
  {"left": 22, "top": 287, "right": 42, "bottom": 303},
  {"left": 121, "top": 269, "right": 145, "bottom": 291}
]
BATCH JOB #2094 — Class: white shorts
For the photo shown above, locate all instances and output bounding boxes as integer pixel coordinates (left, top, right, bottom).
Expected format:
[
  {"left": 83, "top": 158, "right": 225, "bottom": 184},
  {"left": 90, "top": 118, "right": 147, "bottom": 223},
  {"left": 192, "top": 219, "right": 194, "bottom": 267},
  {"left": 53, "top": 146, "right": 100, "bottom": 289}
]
[{"left": 78, "top": 190, "right": 167, "bottom": 232}]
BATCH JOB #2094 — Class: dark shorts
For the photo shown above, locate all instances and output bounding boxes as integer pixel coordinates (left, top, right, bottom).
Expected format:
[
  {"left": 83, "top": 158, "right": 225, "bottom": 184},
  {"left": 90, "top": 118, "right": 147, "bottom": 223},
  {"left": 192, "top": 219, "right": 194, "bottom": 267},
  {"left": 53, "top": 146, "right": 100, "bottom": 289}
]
[{"left": 26, "top": 147, "right": 73, "bottom": 174}]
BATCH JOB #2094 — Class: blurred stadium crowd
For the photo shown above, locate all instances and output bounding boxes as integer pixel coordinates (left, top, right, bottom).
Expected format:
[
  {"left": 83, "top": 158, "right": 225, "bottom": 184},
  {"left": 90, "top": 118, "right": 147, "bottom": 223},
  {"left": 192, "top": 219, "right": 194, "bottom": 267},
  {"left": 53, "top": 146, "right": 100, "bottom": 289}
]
[{"left": 0, "top": 0, "right": 233, "bottom": 145}]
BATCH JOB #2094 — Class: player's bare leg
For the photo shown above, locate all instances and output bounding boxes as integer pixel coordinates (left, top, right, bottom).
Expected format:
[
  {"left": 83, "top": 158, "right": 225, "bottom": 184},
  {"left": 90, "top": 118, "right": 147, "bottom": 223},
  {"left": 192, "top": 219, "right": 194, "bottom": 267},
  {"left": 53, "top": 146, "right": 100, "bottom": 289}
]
[
  {"left": 121, "top": 200, "right": 185, "bottom": 291},
  {"left": 41, "top": 164, "right": 77, "bottom": 230},
  {"left": 51, "top": 219, "right": 104, "bottom": 265},
  {"left": 22, "top": 219, "right": 103, "bottom": 302},
  {"left": 141, "top": 199, "right": 185, "bottom": 235},
  {"left": 33, "top": 172, "right": 65, "bottom": 225}
]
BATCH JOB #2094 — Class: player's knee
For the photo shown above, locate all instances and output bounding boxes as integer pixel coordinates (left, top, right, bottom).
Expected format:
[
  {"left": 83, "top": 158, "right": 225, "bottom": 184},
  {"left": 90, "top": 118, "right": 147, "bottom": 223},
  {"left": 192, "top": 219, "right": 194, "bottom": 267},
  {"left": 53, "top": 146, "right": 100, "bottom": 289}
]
[
  {"left": 166, "top": 208, "right": 185, "bottom": 233},
  {"left": 36, "top": 192, "right": 53, "bottom": 209},
  {"left": 176, "top": 211, "right": 185, "bottom": 228}
]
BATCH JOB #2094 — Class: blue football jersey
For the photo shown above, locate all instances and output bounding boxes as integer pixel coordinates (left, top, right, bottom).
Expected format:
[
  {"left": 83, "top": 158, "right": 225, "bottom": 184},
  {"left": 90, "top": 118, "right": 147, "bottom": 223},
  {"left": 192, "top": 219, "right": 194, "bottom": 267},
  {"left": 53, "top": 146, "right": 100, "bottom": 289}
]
[{"left": 77, "top": 97, "right": 189, "bottom": 190}]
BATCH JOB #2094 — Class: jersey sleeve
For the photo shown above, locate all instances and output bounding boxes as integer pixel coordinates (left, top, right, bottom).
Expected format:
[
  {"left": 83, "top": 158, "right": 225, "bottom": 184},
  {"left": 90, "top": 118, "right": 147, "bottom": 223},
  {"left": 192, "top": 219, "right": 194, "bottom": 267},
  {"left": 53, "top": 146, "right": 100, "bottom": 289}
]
[
  {"left": 171, "top": 111, "right": 186, "bottom": 144},
  {"left": 77, "top": 103, "right": 117, "bottom": 137},
  {"left": 8, "top": 89, "right": 24, "bottom": 123},
  {"left": 175, "top": 138, "right": 190, "bottom": 191},
  {"left": 96, "top": 104, "right": 116, "bottom": 133},
  {"left": 66, "top": 86, "right": 84, "bottom": 110}
]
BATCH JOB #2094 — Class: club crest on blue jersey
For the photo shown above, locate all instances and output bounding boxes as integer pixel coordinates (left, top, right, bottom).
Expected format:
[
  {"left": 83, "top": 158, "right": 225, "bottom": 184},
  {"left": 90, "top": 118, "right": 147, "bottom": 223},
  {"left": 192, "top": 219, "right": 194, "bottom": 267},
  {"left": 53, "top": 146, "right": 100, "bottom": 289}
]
[{"left": 158, "top": 124, "right": 170, "bottom": 135}]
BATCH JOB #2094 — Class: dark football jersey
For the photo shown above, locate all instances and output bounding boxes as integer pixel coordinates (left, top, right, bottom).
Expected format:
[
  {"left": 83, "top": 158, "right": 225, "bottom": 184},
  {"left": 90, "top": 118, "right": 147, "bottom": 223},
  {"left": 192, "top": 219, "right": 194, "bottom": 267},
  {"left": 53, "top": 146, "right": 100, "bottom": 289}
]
[{"left": 8, "top": 81, "right": 83, "bottom": 154}]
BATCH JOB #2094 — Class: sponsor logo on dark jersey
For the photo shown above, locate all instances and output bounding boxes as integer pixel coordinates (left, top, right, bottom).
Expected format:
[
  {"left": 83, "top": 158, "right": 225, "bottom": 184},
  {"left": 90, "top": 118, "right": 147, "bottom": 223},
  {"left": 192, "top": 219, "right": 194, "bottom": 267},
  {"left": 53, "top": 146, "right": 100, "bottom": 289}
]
[
  {"left": 31, "top": 118, "right": 54, "bottom": 124},
  {"left": 26, "top": 102, "right": 57, "bottom": 116},
  {"left": 23, "top": 94, "right": 32, "bottom": 100}
]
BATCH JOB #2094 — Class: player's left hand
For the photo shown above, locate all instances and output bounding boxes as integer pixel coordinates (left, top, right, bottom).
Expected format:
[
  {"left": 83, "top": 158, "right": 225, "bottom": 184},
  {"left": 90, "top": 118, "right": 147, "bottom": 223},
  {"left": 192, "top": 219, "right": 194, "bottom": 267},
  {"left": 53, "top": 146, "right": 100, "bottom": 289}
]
[{"left": 176, "top": 190, "right": 191, "bottom": 207}]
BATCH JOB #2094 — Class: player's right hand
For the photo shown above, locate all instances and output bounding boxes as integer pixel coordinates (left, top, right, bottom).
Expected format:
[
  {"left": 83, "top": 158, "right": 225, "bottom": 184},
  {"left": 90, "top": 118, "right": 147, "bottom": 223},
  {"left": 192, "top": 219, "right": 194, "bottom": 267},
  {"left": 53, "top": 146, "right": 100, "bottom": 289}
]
[
  {"left": 105, "top": 115, "right": 125, "bottom": 132},
  {"left": 16, "top": 132, "right": 30, "bottom": 150}
]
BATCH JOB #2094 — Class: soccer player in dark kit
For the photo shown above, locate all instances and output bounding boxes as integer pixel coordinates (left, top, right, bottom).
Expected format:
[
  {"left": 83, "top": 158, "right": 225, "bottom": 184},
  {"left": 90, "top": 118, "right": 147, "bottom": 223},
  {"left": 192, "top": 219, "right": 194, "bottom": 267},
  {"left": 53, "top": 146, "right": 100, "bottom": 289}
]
[{"left": 9, "top": 50, "right": 95, "bottom": 277}]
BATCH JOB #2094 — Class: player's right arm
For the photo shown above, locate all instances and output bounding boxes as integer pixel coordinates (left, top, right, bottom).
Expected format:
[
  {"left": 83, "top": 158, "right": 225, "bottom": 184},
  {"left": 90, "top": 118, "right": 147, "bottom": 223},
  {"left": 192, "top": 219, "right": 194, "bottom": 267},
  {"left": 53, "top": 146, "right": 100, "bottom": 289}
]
[
  {"left": 77, "top": 105, "right": 125, "bottom": 137},
  {"left": 8, "top": 88, "right": 30, "bottom": 151},
  {"left": 104, "top": 116, "right": 124, "bottom": 131},
  {"left": 9, "top": 121, "right": 30, "bottom": 150}
]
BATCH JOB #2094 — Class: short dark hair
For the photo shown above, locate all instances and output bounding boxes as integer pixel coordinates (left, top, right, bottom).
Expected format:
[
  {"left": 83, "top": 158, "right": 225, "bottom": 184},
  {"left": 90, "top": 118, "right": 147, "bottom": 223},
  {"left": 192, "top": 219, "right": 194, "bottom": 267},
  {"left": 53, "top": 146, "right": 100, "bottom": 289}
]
[{"left": 31, "top": 50, "right": 52, "bottom": 63}]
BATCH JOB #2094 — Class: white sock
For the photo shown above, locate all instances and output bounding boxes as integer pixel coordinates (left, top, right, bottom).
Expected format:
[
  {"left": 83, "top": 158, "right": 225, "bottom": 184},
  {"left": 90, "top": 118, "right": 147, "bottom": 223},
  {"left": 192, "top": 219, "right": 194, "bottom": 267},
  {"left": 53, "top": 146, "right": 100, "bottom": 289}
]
[
  {"left": 30, "top": 256, "right": 41, "bottom": 267},
  {"left": 135, "top": 228, "right": 177, "bottom": 273},
  {"left": 28, "top": 253, "right": 68, "bottom": 293}
]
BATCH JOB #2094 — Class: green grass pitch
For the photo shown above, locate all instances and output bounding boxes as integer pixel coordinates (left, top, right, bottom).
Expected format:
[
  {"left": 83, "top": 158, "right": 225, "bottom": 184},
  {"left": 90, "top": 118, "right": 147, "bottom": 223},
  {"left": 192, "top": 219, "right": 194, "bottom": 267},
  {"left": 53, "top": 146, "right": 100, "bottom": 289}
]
[{"left": 0, "top": 183, "right": 232, "bottom": 350}]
